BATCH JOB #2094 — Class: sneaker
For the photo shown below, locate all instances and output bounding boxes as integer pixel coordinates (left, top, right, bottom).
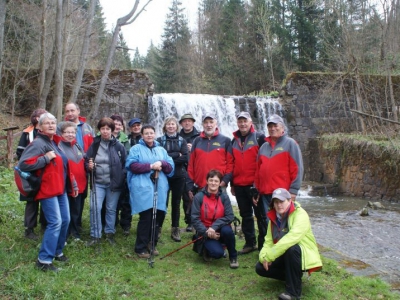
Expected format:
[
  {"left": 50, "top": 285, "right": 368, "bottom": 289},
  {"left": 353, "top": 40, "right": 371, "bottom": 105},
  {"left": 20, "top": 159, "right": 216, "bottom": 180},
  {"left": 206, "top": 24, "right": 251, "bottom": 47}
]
[
  {"left": 229, "top": 258, "right": 239, "bottom": 269},
  {"left": 203, "top": 250, "right": 212, "bottom": 262},
  {"left": 278, "top": 292, "right": 300, "bottom": 300},
  {"left": 86, "top": 237, "right": 100, "bottom": 247},
  {"left": 54, "top": 254, "right": 69, "bottom": 262},
  {"left": 238, "top": 244, "right": 258, "bottom": 255},
  {"left": 35, "top": 260, "right": 58, "bottom": 272},
  {"left": 185, "top": 225, "right": 193, "bottom": 232},
  {"left": 147, "top": 242, "right": 159, "bottom": 256},
  {"left": 136, "top": 251, "right": 150, "bottom": 259},
  {"left": 106, "top": 233, "right": 116, "bottom": 245},
  {"left": 25, "top": 228, "right": 39, "bottom": 241},
  {"left": 171, "top": 227, "right": 181, "bottom": 242},
  {"left": 122, "top": 227, "right": 130, "bottom": 236}
]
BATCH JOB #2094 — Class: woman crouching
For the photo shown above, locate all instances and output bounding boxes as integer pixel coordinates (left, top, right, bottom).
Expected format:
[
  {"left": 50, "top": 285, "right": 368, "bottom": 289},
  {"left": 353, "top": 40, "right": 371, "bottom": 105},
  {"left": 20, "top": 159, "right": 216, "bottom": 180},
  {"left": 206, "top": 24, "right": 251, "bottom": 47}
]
[{"left": 191, "top": 169, "right": 239, "bottom": 269}]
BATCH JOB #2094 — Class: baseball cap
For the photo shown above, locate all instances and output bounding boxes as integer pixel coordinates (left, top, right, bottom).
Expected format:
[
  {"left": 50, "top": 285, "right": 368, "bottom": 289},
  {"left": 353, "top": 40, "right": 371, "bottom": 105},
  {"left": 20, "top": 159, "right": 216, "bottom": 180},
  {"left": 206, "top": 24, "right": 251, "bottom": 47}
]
[
  {"left": 179, "top": 113, "right": 196, "bottom": 124},
  {"left": 271, "top": 188, "right": 291, "bottom": 201},
  {"left": 267, "top": 114, "right": 284, "bottom": 125},
  {"left": 128, "top": 118, "right": 141, "bottom": 127},
  {"left": 202, "top": 113, "right": 216, "bottom": 122},
  {"left": 237, "top": 112, "right": 251, "bottom": 120}
]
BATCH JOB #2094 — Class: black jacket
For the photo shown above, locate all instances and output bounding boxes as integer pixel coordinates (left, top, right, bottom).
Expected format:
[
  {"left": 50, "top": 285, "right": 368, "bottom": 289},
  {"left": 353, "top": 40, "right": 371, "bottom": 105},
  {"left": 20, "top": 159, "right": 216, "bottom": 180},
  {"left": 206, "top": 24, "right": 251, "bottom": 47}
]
[
  {"left": 85, "top": 136, "right": 126, "bottom": 192},
  {"left": 157, "top": 134, "right": 188, "bottom": 178}
]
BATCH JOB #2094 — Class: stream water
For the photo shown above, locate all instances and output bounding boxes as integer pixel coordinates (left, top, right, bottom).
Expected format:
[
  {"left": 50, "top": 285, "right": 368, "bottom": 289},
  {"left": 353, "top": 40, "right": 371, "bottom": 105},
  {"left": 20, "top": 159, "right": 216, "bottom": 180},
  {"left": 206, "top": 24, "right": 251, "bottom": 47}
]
[{"left": 297, "top": 191, "right": 400, "bottom": 291}]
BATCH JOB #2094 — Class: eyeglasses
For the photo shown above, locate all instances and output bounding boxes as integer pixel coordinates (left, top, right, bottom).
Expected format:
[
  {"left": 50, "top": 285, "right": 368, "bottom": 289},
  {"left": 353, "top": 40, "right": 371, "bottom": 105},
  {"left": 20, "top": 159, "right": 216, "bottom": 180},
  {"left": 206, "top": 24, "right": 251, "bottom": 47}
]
[{"left": 63, "top": 131, "right": 76, "bottom": 135}]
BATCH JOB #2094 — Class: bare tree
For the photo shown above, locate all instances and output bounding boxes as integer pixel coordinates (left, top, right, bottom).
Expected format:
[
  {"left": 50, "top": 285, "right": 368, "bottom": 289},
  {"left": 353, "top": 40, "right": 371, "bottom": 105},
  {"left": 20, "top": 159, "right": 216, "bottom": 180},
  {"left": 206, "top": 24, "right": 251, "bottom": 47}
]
[
  {"left": 89, "top": 0, "right": 153, "bottom": 121},
  {"left": 53, "top": 0, "right": 64, "bottom": 120},
  {"left": 0, "top": 0, "right": 6, "bottom": 94},
  {"left": 38, "top": 0, "right": 48, "bottom": 109},
  {"left": 69, "top": 0, "right": 96, "bottom": 104}
]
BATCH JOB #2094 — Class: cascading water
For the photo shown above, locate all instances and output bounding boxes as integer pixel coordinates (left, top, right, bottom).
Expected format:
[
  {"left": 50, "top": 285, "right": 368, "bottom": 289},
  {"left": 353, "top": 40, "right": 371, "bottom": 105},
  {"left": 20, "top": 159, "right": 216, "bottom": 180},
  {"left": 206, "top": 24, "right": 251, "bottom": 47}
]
[{"left": 148, "top": 93, "right": 283, "bottom": 137}]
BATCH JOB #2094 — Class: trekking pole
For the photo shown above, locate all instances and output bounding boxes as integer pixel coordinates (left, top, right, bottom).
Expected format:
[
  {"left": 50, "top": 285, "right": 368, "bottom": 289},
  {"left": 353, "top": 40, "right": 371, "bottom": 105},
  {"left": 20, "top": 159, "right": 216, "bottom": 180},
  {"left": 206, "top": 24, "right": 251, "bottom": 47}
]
[
  {"left": 90, "top": 159, "right": 100, "bottom": 253},
  {"left": 148, "top": 170, "right": 159, "bottom": 268},
  {"left": 159, "top": 235, "right": 203, "bottom": 260}
]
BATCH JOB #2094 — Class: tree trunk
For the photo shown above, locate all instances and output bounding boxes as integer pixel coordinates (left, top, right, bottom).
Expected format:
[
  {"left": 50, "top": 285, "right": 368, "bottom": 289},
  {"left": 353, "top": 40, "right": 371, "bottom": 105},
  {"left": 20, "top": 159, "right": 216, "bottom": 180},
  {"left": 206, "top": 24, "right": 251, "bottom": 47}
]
[
  {"left": 0, "top": 0, "right": 6, "bottom": 95},
  {"left": 69, "top": 0, "right": 96, "bottom": 104},
  {"left": 38, "top": 0, "right": 47, "bottom": 109},
  {"left": 53, "top": 0, "right": 64, "bottom": 120}
]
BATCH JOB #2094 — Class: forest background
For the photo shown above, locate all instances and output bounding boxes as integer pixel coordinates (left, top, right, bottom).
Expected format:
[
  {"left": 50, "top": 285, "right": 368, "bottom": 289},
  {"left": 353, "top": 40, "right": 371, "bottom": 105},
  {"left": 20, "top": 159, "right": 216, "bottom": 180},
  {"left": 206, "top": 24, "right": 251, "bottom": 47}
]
[{"left": 0, "top": 0, "right": 398, "bottom": 122}]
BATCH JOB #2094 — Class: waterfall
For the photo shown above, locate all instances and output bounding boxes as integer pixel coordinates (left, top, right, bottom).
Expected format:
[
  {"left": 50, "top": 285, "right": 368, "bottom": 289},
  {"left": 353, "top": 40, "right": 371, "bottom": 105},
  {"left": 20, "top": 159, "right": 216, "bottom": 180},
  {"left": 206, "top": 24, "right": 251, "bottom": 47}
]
[{"left": 148, "top": 93, "right": 283, "bottom": 137}]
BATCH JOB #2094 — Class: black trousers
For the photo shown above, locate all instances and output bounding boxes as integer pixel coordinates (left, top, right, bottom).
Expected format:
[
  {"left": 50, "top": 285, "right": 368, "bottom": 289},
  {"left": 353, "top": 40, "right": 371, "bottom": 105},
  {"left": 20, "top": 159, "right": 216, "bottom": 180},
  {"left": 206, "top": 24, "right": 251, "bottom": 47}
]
[
  {"left": 24, "top": 200, "right": 46, "bottom": 229},
  {"left": 182, "top": 190, "right": 191, "bottom": 225},
  {"left": 257, "top": 194, "right": 272, "bottom": 250},
  {"left": 158, "top": 177, "right": 185, "bottom": 228},
  {"left": 255, "top": 244, "right": 303, "bottom": 298},
  {"left": 234, "top": 185, "right": 257, "bottom": 247},
  {"left": 135, "top": 208, "right": 164, "bottom": 253},
  {"left": 68, "top": 193, "right": 83, "bottom": 238}
]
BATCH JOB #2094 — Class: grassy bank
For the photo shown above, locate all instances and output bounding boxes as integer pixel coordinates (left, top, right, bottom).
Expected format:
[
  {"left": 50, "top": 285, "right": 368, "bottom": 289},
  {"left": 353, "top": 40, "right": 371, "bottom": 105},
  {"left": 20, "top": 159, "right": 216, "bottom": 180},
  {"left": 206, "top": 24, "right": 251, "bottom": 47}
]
[{"left": 0, "top": 167, "right": 397, "bottom": 299}]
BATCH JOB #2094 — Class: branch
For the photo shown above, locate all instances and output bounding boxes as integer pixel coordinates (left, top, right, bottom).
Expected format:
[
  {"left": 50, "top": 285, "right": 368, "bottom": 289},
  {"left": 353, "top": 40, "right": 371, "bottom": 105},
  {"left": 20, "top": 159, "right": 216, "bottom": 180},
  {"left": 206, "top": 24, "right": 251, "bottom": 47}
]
[{"left": 350, "top": 109, "right": 400, "bottom": 125}]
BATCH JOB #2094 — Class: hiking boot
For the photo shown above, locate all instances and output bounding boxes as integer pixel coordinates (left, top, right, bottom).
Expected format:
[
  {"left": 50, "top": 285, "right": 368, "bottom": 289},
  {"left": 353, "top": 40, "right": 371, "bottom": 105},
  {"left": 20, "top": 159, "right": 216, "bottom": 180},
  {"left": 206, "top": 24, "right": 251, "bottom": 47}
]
[
  {"left": 54, "top": 254, "right": 69, "bottom": 262},
  {"left": 25, "top": 228, "right": 39, "bottom": 241},
  {"left": 122, "top": 227, "right": 130, "bottom": 236},
  {"left": 136, "top": 251, "right": 150, "bottom": 259},
  {"left": 86, "top": 237, "right": 100, "bottom": 247},
  {"left": 171, "top": 227, "right": 181, "bottom": 242},
  {"left": 278, "top": 292, "right": 300, "bottom": 300},
  {"left": 229, "top": 258, "right": 239, "bottom": 269},
  {"left": 106, "top": 233, "right": 116, "bottom": 245},
  {"left": 203, "top": 250, "right": 212, "bottom": 262},
  {"left": 238, "top": 244, "right": 258, "bottom": 255},
  {"left": 147, "top": 242, "right": 159, "bottom": 256},
  {"left": 35, "top": 260, "right": 58, "bottom": 272},
  {"left": 185, "top": 225, "right": 193, "bottom": 232}
]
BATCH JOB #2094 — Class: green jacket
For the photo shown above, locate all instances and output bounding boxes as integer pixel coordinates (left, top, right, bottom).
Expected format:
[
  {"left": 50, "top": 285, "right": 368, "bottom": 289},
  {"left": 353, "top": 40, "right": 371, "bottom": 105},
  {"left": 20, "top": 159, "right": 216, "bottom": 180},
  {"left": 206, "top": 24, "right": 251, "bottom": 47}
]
[
  {"left": 259, "top": 201, "right": 322, "bottom": 271},
  {"left": 116, "top": 131, "right": 130, "bottom": 154}
]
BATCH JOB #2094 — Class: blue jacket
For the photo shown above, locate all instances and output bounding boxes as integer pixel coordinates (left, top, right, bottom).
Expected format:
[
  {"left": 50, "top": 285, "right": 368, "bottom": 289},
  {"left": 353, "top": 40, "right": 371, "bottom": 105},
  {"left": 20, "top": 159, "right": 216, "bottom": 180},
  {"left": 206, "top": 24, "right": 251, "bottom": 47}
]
[{"left": 125, "top": 139, "right": 174, "bottom": 214}]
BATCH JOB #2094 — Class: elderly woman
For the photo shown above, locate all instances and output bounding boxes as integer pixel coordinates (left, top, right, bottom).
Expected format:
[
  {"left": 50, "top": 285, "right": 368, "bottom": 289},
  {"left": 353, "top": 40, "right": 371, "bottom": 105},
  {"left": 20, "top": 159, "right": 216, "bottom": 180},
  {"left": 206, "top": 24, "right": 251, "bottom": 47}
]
[
  {"left": 58, "top": 121, "right": 87, "bottom": 241},
  {"left": 18, "top": 113, "right": 78, "bottom": 272},
  {"left": 156, "top": 116, "right": 188, "bottom": 242},
  {"left": 256, "top": 188, "right": 322, "bottom": 300},
  {"left": 85, "top": 117, "right": 126, "bottom": 246},
  {"left": 191, "top": 169, "right": 239, "bottom": 269},
  {"left": 126, "top": 125, "right": 174, "bottom": 258}
]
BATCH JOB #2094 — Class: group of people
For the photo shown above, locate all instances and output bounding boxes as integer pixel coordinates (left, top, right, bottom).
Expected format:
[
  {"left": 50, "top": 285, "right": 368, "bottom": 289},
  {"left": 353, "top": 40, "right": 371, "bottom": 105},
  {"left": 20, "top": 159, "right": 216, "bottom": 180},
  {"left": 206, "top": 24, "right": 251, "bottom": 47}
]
[{"left": 16, "top": 105, "right": 322, "bottom": 300}]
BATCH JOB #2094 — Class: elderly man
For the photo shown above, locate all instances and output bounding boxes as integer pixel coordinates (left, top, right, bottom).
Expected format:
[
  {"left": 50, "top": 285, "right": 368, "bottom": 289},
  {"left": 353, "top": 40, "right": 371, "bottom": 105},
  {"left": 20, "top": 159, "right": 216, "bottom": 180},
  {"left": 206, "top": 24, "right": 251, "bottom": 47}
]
[
  {"left": 254, "top": 114, "right": 304, "bottom": 248},
  {"left": 178, "top": 113, "right": 200, "bottom": 232},
  {"left": 128, "top": 118, "right": 142, "bottom": 147},
  {"left": 187, "top": 113, "right": 234, "bottom": 198},
  {"left": 231, "top": 112, "right": 265, "bottom": 253}
]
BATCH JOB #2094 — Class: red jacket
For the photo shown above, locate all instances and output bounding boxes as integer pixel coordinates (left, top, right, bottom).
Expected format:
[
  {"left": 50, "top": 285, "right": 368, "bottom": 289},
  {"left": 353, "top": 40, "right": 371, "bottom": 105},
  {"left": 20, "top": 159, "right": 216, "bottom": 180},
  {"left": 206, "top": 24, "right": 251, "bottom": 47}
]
[
  {"left": 231, "top": 126, "right": 264, "bottom": 186},
  {"left": 187, "top": 129, "right": 234, "bottom": 189},
  {"left": 18, "top": 133, "right": 77, "bottom": 200}
]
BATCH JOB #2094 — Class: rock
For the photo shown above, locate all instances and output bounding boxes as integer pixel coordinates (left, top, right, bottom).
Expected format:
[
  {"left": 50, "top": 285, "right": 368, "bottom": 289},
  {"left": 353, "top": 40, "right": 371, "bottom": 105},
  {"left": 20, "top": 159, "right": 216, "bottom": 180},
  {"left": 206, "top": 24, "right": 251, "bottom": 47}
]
[
  {"left": 360, "top": 207, "right": 369, "bottom": 216},
  {"left": 367, "top": 201, "right": 385, "bottom": 209}
]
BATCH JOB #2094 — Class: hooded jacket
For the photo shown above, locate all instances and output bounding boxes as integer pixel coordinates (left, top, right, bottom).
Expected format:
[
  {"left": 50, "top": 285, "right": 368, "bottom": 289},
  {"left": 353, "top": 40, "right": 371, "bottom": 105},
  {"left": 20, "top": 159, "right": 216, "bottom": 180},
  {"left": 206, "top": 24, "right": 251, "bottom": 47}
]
[
  {"left": 255, "top": 134, "right": 303, "bottom": 195},
  {"left": 18, "top": 133, "right": 77, "bottom": 200},
  {"left": 259, "top": 201, "right": 322, "bottom": 272},
  {"left": 125, "top": 139, "right": 174, "bottom": 214},
  {"left": 187, "top": 128, "right": 234, "bottom": 189}
]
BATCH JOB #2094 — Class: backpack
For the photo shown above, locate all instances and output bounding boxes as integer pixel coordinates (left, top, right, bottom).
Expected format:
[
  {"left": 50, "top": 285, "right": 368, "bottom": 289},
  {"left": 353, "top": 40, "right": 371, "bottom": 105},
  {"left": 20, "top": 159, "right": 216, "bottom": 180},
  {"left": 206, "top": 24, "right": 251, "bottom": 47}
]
[
  {"left": 160, "top": 135, "right": 183, "bottom": 148},
  {"left": 14, "top": 166, "right": 45, "bottom": 201}
]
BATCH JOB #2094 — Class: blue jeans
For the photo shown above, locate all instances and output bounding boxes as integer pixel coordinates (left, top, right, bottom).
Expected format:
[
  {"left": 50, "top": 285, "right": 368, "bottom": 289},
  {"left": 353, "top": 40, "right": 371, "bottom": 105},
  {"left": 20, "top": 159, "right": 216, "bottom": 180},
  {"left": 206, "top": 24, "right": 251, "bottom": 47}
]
[
  {"left": 90, "top": 183, "right": 120, "bottom": 238},
  {"left": 204, "top": 225, "right": 237, "bottom": 260},
  {"left": 38, "top": 192, "right": 70, "bottom": 264}
]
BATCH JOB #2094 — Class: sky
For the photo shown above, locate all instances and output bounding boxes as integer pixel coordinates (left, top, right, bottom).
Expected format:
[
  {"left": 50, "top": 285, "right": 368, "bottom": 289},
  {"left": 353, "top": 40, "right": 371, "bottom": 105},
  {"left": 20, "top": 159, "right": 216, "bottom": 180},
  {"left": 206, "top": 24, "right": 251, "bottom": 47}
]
[{"left": 100, "top": 0, "right": 200, "bottom": 56}]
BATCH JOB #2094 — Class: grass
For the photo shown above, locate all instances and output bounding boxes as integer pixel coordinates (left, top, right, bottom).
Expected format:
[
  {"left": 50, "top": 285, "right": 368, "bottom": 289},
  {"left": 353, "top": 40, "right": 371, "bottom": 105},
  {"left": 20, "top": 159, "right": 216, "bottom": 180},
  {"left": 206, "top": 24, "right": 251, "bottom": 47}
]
[{"left": 0, "top": 166, "right": 398, "bottom": 299}]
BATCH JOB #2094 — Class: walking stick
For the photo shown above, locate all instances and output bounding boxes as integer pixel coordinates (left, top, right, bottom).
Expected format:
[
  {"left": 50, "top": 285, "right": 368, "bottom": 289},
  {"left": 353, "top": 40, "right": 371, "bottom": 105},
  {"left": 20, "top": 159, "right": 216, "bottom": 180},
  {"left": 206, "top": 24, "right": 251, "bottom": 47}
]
[
  {"left": 148, "top": 170, "right": 159, "bottom": 268},
  {"left": 159, "top": 235, "right": 203, "bottom": 260},
  {"left": 90, "top": 159, "right": 100, "bottom": 252}
]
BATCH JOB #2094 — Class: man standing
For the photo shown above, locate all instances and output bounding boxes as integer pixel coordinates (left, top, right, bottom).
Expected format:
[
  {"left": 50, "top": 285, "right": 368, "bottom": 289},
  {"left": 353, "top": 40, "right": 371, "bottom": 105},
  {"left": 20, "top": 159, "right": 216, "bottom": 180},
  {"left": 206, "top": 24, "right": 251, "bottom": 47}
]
[
  {"left": 231, "top": 112, "right": 265, "bottom": 253},
  {"left": 178, "top": 113, "right": 199, "bottom": 232},
  {"left": 127, "top": 118, "right": 142, "bottom": 147},
  {"left": 254, "top": 114, "right": 304, "bottom": 248},
  {"left": 62, "top": 102, "right": 94, "bottom": 152},
  {"left": 187, "top": 113, "right": 234, "bottom": 198}
]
